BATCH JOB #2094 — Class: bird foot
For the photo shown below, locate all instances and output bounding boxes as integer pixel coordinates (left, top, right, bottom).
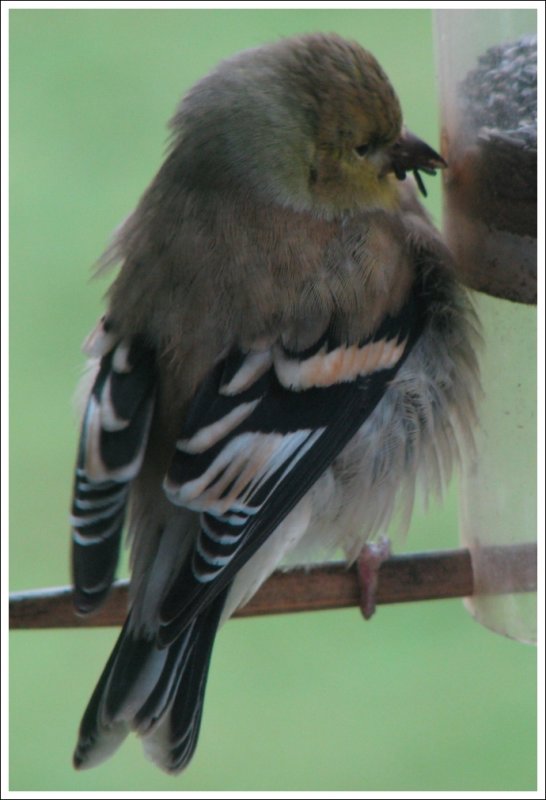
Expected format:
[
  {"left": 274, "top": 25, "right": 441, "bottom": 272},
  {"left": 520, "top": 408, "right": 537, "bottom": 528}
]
[{"left": 357, "top": 536, "right": 391, "bottom": 620}]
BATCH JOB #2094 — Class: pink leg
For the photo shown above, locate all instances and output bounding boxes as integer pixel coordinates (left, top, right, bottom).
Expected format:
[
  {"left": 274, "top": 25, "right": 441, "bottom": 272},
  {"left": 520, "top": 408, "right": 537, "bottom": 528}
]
[{"left": 357, "top": 536, "right": 391, "bottom": 620}]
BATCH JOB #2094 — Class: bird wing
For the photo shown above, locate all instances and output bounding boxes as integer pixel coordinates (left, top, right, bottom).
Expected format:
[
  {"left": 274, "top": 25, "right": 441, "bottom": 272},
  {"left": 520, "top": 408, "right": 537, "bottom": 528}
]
[
  {"left": 159, "top": 291, "right": 423, "bottom": 644},
  {"left": 70, "top": 322, "right": 156, "bottom": 612}
]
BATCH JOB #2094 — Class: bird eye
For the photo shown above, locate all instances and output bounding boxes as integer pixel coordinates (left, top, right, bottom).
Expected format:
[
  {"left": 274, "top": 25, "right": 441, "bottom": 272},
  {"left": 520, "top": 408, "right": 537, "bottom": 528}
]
[{"left": 354, "top": 144, "right": 370, "bottom": 158}]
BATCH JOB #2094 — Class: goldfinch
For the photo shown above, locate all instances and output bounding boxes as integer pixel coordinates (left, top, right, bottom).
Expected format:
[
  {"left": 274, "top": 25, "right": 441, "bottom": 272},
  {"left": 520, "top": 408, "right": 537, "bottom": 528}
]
[{"left": 70, "top": 33, "right": 480, "bottom": 774}]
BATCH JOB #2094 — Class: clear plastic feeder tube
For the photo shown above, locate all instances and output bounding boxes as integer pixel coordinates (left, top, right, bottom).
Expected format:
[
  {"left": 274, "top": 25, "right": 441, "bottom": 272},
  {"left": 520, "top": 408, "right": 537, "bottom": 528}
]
[{"left": 434, "top": 9, "right": 537, "bottom": 643}]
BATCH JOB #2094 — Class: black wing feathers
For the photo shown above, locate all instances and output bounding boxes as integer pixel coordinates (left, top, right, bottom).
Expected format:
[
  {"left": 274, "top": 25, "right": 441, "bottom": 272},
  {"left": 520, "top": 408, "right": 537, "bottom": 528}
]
[
  {"left": 71, "top": 337, "right": 156, "bottom": 613},
  {"left": 159, "top": 292, "right": 422, "bottom": 643}
]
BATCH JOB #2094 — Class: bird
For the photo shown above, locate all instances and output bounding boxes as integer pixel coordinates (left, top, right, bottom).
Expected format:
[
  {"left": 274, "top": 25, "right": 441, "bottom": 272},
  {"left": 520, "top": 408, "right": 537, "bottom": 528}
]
[{"left": 69, "top": 32, "right": 480, "bottom": 774}]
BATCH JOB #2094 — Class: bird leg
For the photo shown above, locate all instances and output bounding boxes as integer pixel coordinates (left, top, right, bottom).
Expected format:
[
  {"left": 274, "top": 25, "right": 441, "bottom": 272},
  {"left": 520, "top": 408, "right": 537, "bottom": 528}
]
[{"left": 356, "top": 536, "right": 391, "bottom": 620}]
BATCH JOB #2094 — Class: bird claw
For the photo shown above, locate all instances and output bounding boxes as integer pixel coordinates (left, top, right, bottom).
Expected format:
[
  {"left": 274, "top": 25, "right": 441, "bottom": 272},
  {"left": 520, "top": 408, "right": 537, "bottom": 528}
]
[{"left": 357, "top": 536, "right": 391, "bottom": 620}]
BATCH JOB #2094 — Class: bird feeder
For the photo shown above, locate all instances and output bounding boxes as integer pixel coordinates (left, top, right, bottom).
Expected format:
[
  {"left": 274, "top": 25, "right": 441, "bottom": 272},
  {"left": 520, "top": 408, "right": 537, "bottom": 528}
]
[{"left": 434, "top": 9, "right": 537, "bottom": 643}]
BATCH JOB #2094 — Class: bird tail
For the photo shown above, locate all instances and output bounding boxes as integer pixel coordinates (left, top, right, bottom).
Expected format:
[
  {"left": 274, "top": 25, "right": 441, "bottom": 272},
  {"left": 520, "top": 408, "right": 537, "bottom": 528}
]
[{"left": 73, "top": 589, "right": 226, "bottom": 774}]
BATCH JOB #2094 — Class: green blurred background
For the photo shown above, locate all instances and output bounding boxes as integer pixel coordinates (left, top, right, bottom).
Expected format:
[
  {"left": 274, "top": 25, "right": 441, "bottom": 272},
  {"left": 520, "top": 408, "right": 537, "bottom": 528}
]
[{"left": 9, "top": 8, "right": 536, "bottom": 792}]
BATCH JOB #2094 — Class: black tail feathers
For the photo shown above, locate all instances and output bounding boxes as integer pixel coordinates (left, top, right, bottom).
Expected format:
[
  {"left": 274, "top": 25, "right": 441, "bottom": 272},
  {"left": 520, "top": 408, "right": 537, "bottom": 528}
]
[{"left": 73, "top": 590, "right": 226, "bottom": 774}]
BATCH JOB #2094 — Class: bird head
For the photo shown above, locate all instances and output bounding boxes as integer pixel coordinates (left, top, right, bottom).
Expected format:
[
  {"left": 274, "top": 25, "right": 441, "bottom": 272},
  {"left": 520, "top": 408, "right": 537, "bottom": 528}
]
[{"left": 170, "top": 34, "right": 445, "bottom": 217}]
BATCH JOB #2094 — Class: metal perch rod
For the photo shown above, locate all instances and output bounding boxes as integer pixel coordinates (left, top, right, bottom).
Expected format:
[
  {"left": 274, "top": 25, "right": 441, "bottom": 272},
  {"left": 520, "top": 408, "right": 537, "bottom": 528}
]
[{"left": 9, "top": 543, "right": 537, "bottom": 630}]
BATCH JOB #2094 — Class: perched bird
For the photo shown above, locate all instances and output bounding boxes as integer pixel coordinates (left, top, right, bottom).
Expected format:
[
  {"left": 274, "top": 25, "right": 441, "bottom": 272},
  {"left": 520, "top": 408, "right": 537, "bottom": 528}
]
[{"left": 70, "top": 33, "right": 480, "bottom": 774}]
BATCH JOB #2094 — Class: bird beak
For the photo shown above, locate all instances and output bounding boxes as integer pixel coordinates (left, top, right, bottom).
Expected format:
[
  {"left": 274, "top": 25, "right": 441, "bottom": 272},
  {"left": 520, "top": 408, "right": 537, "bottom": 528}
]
[{"left": 384, "top": 129, "right": 447, "bottom": 197}]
